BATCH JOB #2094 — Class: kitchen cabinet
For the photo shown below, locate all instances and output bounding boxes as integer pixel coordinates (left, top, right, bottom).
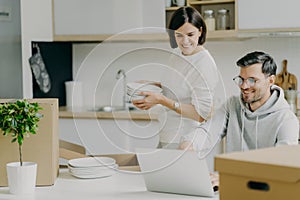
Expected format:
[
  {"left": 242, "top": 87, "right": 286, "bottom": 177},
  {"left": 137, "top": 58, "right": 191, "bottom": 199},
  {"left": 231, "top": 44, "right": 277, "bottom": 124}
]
[
  {"left": 165, "top": 0, "right": 237, "bottom": 39},
  {"left": 238, "top": 0, "right": 300, "bottom": 36},
  {"left": 58, "top": 108, "right": 222, "bottom": 172},
  {"left": 53, "top": 0, "right": 166, "bottom": 42},
  {"left": 59, "top": 117, "right": 160, "bottom": 155}
]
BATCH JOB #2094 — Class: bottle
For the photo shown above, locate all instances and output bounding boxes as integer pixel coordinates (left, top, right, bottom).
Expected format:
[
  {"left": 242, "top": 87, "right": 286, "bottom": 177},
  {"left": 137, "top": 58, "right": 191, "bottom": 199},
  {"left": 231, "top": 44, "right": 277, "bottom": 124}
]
[
  {"left": 216, "top": 9, "right": 230, "bottom": 30},
  {"left": 204, "top": 10, "right": 215, "bottom": 31}
]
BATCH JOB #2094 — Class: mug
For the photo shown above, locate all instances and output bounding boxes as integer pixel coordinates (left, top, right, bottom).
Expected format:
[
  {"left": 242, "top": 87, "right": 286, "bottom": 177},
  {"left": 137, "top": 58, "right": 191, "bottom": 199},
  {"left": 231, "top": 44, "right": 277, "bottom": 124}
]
[
  {"left": 173, "top": 0, "right": 185, "bottom": 7},
  {"left": 165, "top": 0, "right": 171, "bottom": 7}
]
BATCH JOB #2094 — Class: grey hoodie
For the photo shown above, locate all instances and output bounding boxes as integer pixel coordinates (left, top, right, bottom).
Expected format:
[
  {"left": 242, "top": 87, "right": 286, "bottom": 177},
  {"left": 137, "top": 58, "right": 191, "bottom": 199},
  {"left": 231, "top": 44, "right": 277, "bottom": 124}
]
[{"left": 183, "top": 85, "right": 299, "bottom": 153}]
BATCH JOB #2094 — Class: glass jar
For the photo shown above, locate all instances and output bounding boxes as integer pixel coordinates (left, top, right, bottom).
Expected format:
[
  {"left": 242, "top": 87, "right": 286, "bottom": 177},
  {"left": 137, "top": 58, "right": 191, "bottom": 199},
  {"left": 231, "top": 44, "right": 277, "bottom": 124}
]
[
  {"left": 216, "top": 9, "right": 230, "bottom": 30},
  {"left": 204, "top": 10, "right": 215, "bottom": 31}
]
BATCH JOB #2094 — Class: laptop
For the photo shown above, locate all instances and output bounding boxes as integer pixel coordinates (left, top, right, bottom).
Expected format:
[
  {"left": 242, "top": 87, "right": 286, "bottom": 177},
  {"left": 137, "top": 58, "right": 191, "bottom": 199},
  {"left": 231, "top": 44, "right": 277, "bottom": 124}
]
[{"left": 136, "top": 148, "right": 215, "bottom": 197}]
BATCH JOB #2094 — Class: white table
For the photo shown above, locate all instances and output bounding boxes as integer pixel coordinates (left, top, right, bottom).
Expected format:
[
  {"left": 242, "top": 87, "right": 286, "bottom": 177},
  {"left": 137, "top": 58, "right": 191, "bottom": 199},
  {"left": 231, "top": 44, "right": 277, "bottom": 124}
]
[{"left": 0, "top": 169, "right": 219, "bottom": 200}]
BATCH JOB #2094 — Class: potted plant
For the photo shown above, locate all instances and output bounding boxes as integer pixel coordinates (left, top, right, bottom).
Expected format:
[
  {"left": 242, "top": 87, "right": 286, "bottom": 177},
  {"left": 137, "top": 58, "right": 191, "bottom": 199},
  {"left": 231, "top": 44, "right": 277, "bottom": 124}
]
[{"left": 0, "top": 99, "right": 43, "bottom": 194}]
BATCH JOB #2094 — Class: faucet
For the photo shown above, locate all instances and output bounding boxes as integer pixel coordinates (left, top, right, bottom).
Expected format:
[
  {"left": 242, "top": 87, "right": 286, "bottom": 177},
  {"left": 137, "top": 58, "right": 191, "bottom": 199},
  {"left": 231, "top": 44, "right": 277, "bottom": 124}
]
[{"left": 116, "top": 69, "right": 127, "bottom": 110}]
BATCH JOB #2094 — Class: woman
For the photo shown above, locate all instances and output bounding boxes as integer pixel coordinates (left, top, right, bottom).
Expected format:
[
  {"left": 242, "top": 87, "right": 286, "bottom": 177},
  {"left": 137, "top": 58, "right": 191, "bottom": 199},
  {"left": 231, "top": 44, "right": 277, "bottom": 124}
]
[{"left": 133, "top": 6, "right": 219, "bottom": 149}]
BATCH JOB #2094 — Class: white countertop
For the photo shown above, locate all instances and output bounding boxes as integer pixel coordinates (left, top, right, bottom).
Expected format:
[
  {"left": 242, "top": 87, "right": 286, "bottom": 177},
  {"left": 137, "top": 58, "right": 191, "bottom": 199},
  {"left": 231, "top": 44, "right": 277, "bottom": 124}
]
[{"left": 0, "top": 169, "right": 219, "bottom": 200}]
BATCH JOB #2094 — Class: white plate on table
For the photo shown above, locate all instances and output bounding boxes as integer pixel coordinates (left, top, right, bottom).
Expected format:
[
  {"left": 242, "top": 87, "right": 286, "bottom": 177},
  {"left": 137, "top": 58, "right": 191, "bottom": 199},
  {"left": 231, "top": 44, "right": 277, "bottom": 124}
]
[{"left": 68, "top": 157, "right": 116, "bottom": 168}]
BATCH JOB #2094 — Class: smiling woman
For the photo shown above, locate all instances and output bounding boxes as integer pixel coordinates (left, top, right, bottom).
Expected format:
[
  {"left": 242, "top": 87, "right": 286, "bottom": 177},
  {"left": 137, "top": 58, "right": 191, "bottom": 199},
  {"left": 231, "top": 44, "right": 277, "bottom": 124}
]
[
  {"left": 174, "top": 22, "right": 202, "bottom": 56},
  {"left": 132, "top": 6, "right": 222, "bottom": 149}
]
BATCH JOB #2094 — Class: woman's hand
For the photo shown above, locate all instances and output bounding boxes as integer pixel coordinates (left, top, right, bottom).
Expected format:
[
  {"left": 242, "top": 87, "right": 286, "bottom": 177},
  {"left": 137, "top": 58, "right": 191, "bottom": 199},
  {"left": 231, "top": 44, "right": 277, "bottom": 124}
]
[
  {"left": 132, "top": 91, "right": 164, "bottom": 110},
  {"left": 178, "top": 141, "right": 194, "bottom": 151}
]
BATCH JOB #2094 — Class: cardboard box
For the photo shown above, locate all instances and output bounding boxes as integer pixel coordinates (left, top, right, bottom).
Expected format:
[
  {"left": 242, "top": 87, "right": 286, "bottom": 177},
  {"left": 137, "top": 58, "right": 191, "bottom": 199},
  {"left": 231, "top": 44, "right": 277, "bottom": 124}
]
[
  {"left": 215, "top": 145, "right": 300, "bottom": 200},
  {"left": 103, "top": 153, "right": 140, "bottom": 171},
  {"left": 59, "top": 140, "right": 140, "bottom": 171},
  {"left": 0, "top": 99, "right": 59, "bottom": 186}
]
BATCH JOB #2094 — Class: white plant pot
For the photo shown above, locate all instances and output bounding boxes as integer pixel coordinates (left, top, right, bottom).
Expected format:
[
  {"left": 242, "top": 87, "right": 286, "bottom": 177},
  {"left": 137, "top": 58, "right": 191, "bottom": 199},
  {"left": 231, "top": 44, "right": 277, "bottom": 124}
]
[{"left": 6, "top": 162, "right": 37, "bottom": 195}]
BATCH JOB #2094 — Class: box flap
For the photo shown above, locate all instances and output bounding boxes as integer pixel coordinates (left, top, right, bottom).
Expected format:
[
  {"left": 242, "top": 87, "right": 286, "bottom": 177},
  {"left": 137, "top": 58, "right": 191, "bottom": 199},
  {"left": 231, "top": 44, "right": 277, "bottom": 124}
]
[{"left": 215, "top": 145, "right": 300, "bottom": 183}]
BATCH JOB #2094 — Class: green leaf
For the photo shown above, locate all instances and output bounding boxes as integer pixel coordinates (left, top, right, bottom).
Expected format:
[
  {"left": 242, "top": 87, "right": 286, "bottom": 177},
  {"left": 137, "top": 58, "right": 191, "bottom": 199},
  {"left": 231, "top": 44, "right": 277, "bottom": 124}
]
[{"left": 0, "top": 100, "right": 43, "bottom": 163}]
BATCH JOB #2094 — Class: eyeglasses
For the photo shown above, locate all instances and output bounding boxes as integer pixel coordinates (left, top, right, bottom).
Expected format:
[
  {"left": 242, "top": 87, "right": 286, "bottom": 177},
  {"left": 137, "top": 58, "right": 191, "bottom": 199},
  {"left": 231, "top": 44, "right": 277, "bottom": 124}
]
[{"left": 233, "top": 76, "right": 258, "bottom": 87}]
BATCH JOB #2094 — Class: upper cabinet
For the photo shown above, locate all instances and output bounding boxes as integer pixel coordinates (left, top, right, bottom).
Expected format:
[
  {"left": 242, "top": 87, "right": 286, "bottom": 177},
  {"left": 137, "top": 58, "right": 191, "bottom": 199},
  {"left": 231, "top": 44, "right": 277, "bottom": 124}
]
[
  {"left": 53, "top": 0, "right": 167, "bottom": 42},
  {"left": 22, "top": 0, "right": 300, "bottom": 43},
  {"left": 166, "top": 0, "right": 300, "bottom": 39},
  {"left": 238, "top": 0, "right": 300, "bottom": 36},
  {"left": 166, "top": 0, "right": 237, "bottom": 40}
]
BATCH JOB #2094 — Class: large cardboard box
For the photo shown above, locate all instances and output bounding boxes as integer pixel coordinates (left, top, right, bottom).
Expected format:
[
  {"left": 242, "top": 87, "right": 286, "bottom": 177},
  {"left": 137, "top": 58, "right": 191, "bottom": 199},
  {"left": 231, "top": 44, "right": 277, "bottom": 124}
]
[
  {"left": 0, "top": 99, "right": 59, "bottom": 186},
  {"left": 215, "top": 145, "right": 300, "bottom": 200}
]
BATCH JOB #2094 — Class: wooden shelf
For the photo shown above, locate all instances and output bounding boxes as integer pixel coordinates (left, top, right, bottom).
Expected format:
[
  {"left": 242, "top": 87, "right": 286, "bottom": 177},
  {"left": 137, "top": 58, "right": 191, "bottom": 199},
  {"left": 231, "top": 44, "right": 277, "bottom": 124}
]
[
  {"left": 165, "top": 7, "right": 181, "bottom": 11},
  {"left": 189, "top": 0, "right": 234, "bottom": 5},
  {"left": 53, "top": 32, "right": 169, "bottom": 42}
]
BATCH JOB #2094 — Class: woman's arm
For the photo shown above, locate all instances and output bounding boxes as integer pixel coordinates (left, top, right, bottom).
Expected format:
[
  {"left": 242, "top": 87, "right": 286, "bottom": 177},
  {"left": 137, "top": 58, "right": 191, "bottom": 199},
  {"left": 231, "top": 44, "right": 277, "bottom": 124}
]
[{"left": 132, "top": 91, "right": 206, "bottom": 122}]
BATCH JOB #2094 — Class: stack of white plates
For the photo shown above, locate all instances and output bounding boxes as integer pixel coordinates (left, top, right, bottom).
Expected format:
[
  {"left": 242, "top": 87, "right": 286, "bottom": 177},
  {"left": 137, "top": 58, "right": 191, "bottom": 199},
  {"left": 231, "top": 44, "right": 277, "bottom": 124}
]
[
  {"left": 127, "top": 82, "right": 163, "bottom": 101},
  {"left": 68, "top": 157, "right": 118, "bottom": 179}
]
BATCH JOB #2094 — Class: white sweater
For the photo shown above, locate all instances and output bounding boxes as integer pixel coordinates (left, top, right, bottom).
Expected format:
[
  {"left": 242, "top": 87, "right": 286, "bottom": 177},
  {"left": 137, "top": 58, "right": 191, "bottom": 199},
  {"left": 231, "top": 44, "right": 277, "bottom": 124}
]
[{"left": 158, "top": 48, "right": 219, "bottom": 144}]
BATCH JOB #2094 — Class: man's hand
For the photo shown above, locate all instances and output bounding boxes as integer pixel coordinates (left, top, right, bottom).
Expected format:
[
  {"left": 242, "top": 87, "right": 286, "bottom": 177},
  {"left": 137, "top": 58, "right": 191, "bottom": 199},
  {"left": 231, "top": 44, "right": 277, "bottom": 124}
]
[
  {"left": 210, "top": 172, "right": 219, "bottom": 192},
  {"left": 178, "top": 141, "right": 194, "bottom": 151}
]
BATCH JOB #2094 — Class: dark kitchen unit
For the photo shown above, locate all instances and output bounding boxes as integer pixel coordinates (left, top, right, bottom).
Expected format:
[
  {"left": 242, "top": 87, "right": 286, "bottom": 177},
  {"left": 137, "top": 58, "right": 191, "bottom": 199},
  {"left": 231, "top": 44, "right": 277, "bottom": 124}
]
[{"left": 31, "top": 42, "right": 72, "bottom": 106}]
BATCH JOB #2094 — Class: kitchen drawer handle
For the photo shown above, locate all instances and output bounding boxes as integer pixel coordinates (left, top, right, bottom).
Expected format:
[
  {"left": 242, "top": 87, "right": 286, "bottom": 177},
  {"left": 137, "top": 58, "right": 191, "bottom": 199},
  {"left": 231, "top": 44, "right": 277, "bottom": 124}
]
[{"left": 247, "top": 181, "right": 270, "bottom": 191}]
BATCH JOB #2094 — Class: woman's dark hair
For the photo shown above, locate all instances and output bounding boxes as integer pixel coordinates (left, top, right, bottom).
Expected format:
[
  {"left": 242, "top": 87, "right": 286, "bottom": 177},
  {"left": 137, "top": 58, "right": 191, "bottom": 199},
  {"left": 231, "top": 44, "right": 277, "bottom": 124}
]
[
  {"left": 236, "top": 51, "right": 277, "bottom": 76},
  {"left": 168, "top": 6, "right": 207, "bottom": 48}
]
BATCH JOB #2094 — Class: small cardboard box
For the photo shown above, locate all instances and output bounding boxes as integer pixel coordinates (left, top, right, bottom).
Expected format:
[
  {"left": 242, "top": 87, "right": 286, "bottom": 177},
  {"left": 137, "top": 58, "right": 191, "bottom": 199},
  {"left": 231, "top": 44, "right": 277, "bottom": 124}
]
[
  {"left": 0, "top": 99, "right": 59, "bottom": 186},
  {"left": 215, "top": 145, "right": 300, "bottom": 200},
  {"left": 103, "top": 153, "right": 140, "bottom": 171},
  {"left": 59, "top": 140, "right": 140, "bottom": 171}
]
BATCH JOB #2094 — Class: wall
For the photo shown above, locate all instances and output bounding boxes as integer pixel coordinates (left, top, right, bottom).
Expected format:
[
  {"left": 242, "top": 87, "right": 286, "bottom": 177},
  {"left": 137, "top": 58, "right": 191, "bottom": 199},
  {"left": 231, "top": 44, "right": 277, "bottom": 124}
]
[
  {"left": 20, "top": 0, "right": 53, "bottom": 98},
  {"left": 207, "top": 37, "right": 300, "bottom": 98},
  {"left": 73, "top": 37, "right": 300, "bottom": 108},
  {"left": 73, "top": 41, "right": 174, "bottom": 109},
  {"left": 0, "top": 0, "right": 22, "bottom": 98}
]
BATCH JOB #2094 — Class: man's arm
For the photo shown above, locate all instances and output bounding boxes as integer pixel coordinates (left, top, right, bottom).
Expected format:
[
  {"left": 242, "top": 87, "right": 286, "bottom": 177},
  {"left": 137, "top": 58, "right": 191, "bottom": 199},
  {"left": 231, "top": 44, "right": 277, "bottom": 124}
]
[
  {"left": 179, "top": 100, "right": 230, "bottom": 152},
  {"left": 276, "top": 115, "right": 299, "bottom": 146}
]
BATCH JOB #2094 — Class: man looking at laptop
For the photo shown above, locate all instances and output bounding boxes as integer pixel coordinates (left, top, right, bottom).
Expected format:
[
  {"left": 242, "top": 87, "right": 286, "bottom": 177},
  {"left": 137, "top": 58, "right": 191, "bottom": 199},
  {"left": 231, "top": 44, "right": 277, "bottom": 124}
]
[{"left": 179, "top": 51, "right": 299, "bottom": 187}]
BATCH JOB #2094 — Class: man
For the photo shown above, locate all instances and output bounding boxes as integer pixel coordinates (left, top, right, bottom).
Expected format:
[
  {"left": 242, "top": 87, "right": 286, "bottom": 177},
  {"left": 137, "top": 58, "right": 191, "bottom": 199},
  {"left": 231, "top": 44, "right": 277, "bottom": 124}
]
[
  {"left": 179, "top": 51, "right": 299, "bottom": 189},
  {"left": 180, "top": 51, "right": 299, "bottom": 155}
]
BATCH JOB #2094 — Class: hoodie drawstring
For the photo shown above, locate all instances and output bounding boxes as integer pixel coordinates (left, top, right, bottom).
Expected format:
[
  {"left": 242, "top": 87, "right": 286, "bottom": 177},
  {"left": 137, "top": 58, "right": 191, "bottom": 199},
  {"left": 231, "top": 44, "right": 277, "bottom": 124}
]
[
  {"left": 241, "top": 109, "right": 245, "bottom": 151},
  {"left": 255, "top": 116, "right": 258, "bottom": 149}
]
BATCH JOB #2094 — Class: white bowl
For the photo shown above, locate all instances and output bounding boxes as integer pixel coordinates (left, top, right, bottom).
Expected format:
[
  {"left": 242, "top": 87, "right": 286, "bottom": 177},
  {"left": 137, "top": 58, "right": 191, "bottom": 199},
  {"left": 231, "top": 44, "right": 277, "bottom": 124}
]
[
  {"left": 128, "top": 95, "right": 145, "bottom": 101},
  {"left": 127, "top": 82, "right": 162, "bottom": 95}
]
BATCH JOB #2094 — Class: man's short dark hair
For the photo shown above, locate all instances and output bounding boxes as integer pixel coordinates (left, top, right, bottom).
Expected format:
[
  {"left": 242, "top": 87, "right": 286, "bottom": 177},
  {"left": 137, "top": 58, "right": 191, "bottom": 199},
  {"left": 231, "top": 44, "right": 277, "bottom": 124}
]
[{"left": 236, "top": 51, "right": 277, "bottom": 76}]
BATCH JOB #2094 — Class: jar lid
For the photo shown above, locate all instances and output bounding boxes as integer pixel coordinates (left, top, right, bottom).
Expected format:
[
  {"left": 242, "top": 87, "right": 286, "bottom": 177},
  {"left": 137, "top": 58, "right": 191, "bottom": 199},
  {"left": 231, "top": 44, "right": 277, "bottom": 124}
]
[
  {"left": 204, "top": 10, "right": 214, "bottom": 14},
  {"left": 218, "top": 9, "right": 228, "bottom": 14}
]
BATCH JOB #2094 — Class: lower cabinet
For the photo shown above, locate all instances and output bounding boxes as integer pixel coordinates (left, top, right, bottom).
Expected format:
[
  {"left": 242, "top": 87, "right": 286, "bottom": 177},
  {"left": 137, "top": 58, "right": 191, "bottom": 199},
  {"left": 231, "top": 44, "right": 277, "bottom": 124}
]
[
  {"left": 59, "top": 118, "right": 160, "bottom": 155},
  {"left": 59, "top": 118, "right": 223, "bottom": 171}
]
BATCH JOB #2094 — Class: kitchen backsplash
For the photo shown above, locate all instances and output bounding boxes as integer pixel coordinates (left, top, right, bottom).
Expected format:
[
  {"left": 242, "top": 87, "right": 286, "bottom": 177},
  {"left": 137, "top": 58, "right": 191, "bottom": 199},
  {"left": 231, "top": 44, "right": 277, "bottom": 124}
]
[
  {"left": 32, "top": 42, "right": 72, "bottom": 106},
  {"left": 73, "top": 37, "right": 300, "bottom": 109}
]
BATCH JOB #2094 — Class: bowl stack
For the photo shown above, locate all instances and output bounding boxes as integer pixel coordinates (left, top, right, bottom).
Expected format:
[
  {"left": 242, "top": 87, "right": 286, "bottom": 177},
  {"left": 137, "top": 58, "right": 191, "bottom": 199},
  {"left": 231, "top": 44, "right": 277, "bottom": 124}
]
[
  {"left": 68, "top": 157, "right": 118, "bottom": 179},
  {"left": 127, "top": 82, "right": 163, "bottom": 101}
]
